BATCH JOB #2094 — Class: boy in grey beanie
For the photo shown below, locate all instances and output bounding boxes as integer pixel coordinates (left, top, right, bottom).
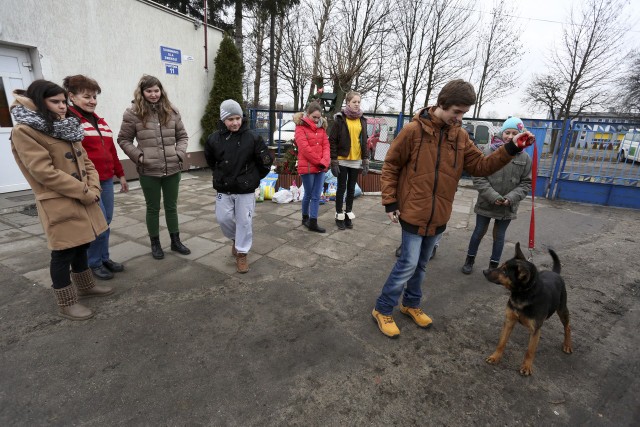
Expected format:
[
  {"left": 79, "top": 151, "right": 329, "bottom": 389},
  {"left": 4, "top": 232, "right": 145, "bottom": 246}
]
[{"left": 220, "top": 99, "right": 243, "bottom": 121}]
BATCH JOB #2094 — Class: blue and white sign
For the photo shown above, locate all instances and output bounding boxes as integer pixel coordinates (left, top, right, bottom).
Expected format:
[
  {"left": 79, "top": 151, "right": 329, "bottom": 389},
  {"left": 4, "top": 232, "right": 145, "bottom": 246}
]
[
  {"left": 160, "top": 46, "right": 182, "bottom": 64},
  {"left": 165, "top": 64, "right": 179, "bottom": 75}
]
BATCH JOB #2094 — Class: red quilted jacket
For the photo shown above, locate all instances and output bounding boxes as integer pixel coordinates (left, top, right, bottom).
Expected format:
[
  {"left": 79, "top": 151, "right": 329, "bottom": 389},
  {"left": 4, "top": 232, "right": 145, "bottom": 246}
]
[{"left": 293, "top": 112, "right": 330, "bottom": 175}]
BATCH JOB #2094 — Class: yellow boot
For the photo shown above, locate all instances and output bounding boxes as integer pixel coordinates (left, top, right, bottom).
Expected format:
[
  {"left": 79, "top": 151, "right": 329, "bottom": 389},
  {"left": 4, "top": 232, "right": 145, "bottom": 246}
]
[
  {"left": 400, "top": 304, "right": 433, "bottom": 328},
  {"left": 372, "top": 309, "right": 400, "bottom": 338}
]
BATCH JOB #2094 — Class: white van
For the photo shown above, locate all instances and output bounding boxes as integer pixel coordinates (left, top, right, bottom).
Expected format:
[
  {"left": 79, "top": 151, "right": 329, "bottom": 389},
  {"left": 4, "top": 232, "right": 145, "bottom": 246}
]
[
  {"left": 618, "top": 129, "right": 640, "bottom": 162},
  {"left": 462, "top": 120, "right": 494, "bottom": 146}
]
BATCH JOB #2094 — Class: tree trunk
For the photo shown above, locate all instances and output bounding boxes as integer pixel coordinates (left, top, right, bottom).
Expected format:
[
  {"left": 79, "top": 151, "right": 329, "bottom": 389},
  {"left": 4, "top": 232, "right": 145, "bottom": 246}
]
[
  {"left": 269, "top": 11, "right": 276, "bottom": 146},
  {"left": 253, "top": 15, "right": 266, "bottom": 107},
  {"left": 308, "top": 0, "right": 332, "bottom": 99},
  {"left": 234, "top": 0, "right": 243, "bottom": 61}
]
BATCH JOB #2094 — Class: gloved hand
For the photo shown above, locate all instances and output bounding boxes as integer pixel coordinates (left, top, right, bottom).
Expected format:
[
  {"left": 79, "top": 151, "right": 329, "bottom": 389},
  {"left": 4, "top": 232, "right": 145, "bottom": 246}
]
[
  {"left": 514, "top": 131, "right": 535, "bottom": 149},
  {"left": 361, "top": 159, "right": 369, "bottom": 176},
  {"left": 331, "top": 160, "right": 340, "bottom": 177}
]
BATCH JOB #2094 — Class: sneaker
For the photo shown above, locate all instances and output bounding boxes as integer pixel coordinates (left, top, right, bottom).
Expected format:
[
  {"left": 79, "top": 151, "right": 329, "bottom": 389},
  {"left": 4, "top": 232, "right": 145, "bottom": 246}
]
[
  {"left": 91, "top": 265, "right": 114, "bottom": 280},
  {"left": 103, "top": 259, "right": 124, "bottom": 272},
  {"left": 371, "top": 309, "right": 400, "bottom": 338},
  {"left": 400, "top": 304, "right": 433, "bottom": 328},
  {"left": 236, "top": 253, "right": 249, "bottom": 273}
]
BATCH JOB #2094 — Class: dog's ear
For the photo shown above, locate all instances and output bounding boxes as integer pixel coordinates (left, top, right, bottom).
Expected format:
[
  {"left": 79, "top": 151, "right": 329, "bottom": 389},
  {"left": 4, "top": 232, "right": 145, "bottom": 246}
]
[
  {"left": 515, "top": 242, "right": 526, "bottom": 260},
  {"left": 517, "top": 263, "right": 531, "bottom": 283}
]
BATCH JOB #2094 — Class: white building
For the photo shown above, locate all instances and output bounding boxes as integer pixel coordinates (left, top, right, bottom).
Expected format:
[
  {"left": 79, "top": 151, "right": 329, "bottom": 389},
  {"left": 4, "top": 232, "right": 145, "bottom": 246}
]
[{"left": 0, "top": 0, "right": 223, "bottom": 193}]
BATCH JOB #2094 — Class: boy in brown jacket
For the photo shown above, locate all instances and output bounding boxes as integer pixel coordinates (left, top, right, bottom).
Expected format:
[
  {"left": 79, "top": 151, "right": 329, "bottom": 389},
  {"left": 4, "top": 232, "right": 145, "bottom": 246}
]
[{"left": 372, "top": 80, "right": 535, "bottom": 338}]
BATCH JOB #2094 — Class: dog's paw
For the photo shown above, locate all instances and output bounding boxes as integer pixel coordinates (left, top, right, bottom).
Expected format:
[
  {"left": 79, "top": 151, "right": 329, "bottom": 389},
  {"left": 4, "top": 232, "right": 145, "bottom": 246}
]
[
  {"left": 562, "top": 344, "right": 573, "bottom": 354},
  {"left": 485, "top": 354, "right": 501, "bottom": 365},
  {"left": 519, "top": 363, "right": 533, "bottom": 376}
]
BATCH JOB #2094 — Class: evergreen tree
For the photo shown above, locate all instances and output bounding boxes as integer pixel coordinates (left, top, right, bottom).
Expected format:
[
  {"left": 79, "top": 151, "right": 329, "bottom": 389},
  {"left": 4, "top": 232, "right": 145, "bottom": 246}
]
[{"left": 200, "top": 36, "right": 244, "bottom": 143}]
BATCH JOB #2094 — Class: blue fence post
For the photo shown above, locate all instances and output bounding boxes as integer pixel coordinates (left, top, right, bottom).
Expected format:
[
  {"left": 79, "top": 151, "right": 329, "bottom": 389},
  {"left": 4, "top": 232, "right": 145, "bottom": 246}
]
[
  {"left": 548, "top": 119, "right": 573, "bottom": 200},
  {"left": 396, "top": 112, "right": 404, "bottom": 137}
]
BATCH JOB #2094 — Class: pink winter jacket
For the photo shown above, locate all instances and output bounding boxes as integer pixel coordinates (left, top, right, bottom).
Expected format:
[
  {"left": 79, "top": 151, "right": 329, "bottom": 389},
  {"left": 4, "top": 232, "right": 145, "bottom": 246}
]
[{"left": 293, "top": 112, "right": 330, "bottom": 175}]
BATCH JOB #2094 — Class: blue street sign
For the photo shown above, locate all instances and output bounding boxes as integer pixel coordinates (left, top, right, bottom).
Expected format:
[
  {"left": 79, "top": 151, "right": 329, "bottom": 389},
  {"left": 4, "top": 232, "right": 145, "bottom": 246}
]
[
  {"left": 160, "top": 46, "right": 182, "bottom": 64},
  {"left": 165, "top": 64, "right": 179, "bottom": 75}
]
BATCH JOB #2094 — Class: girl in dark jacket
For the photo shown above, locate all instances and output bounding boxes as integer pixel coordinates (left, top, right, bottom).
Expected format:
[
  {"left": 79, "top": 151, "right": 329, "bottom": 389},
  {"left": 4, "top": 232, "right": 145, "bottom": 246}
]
[
  {"left": 328, "top": 91, "right": 369, "bottom": 230},
  {"left": 293, "top": 102, "right": 330, "bottom": 233},
  {"left": 204, "top": 99, "right": 273, "bottom": 273}
]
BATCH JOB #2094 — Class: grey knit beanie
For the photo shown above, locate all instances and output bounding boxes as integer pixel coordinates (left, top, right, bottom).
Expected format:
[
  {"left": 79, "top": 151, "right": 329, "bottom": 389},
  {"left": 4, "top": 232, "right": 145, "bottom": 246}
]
[{"left": 220, "top": 99, "right": 243, "bottom": 120}]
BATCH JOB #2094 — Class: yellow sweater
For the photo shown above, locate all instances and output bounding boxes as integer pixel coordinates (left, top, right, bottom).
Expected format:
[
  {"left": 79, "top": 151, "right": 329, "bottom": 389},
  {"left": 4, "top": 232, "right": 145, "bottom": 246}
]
[{"left": 338, "top": 118, "right": 362, "bottom": 160}]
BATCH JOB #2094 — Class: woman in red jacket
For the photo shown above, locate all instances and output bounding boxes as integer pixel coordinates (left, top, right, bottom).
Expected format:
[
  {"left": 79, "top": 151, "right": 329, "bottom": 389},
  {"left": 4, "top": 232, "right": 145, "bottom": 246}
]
[
  {"left": 64, "top": 75, "right": 128, "bottom": 280},
  {"left": 293, "top": 102, "right": 330, "bottom": 232}
]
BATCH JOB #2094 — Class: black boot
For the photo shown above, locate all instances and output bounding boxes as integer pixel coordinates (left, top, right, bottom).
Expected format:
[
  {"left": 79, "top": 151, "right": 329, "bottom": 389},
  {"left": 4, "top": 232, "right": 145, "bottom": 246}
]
[
  {"left": 344, "top": 212, "right": 354, "bottom": 229},
  {"left": 170, "top": 232, "right": 191, "bottom": 255},
  {"left": 335, "top": 213, "right": 346, "bottom": 230},
  {"left": 150, "top": 236, "right": 164, "bottom": 260},
  {"left": 308, "top": 218, "right": 326, "bottom": 233},
  {"left": 461, "top": 255, "right": 475, "bottom": 275},
  {"left": 483, "top": 260, "right": 500, "bottom": 276},
  {"left": 302, "top": 214, "right": 309, "bottom": 228}
]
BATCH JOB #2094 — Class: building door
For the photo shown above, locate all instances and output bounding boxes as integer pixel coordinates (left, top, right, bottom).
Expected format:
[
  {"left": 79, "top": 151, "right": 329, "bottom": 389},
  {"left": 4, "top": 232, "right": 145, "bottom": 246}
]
[{"left": 0, "top": 45, "right": 34, "bottom": 193}]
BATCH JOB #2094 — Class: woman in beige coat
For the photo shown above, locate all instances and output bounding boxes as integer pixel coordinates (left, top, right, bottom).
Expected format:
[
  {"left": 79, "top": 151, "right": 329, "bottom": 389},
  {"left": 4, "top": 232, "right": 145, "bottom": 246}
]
[
  {"left": 117, "top": 75, "right": 190, "bottom": 259},
  {"left": 10, "top": 80, "right": 113, "bottom": 321}
]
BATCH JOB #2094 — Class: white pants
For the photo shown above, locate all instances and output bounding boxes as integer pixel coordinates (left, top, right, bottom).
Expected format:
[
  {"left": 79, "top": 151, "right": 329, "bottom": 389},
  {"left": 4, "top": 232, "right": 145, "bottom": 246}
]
[{"left": 215, "top": 193, "right": 255, "bottom": 254}]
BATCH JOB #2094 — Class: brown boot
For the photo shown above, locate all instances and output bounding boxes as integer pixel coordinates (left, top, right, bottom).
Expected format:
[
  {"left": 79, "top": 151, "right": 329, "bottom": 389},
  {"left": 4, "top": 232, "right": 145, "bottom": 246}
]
[
  {"left": 54, "top": 284, "right": 94, "bottom": 321},
  {"left": 236, "top": 253, "right": 249, "bottom": 273},
  {"left": 72, "top": 269, "right": 114, "bottom": 298}
]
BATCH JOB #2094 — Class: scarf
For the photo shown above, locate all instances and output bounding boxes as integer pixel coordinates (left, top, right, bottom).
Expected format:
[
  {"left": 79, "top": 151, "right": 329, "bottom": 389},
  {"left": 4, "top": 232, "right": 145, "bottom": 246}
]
[
  {"left": 342, "top": 104, "right": 363, "bottom": 119},
  {"left": 490, "top": 135, "right": 506, "bottom": 151},
  {"left": 11, "top": 105, "right": 84, "bottom": 142}
]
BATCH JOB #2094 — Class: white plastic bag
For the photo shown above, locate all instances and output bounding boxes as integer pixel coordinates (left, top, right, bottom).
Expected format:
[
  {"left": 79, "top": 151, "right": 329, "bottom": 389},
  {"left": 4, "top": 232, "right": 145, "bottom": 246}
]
[{"left": 272, "top": 189, "right": 293, "bottom": 204}]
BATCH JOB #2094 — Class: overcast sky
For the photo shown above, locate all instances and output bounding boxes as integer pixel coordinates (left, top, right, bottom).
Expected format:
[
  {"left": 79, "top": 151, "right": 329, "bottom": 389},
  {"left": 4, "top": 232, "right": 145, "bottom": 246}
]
[{"left": 477, "top": 0, "right": 640, "bottom": 119}]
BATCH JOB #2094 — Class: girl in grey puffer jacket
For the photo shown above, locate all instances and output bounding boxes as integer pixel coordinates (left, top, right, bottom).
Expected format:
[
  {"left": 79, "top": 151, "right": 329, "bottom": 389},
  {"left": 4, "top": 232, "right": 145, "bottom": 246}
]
[{"left": 461, "top": 117, "right": 532, "bottom": 274}]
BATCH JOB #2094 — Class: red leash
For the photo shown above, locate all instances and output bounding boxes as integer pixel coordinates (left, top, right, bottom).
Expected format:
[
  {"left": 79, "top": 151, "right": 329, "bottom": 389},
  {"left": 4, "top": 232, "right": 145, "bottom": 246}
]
[{"left": 529, "top": 141, "right": 538, "bottom": 250}]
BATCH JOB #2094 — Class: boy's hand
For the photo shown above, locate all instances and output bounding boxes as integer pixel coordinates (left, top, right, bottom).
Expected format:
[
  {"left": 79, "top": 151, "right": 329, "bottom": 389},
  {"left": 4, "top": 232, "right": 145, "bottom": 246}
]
[{"left": 514, "top": 131, "right": 535, "bottom": 149}]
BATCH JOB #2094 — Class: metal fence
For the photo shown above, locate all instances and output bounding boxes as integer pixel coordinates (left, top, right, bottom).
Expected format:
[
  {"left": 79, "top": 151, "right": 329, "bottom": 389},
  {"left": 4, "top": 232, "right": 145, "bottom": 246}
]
[{"left": 248, "top": 108, "right": 640, "bottom": 209}]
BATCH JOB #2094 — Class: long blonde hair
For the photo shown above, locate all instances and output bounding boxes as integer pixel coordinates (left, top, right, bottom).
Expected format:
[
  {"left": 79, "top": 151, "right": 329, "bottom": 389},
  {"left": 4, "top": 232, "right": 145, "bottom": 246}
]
[{"left": 132, "top": 75, "right": 174, "bottom": 126}]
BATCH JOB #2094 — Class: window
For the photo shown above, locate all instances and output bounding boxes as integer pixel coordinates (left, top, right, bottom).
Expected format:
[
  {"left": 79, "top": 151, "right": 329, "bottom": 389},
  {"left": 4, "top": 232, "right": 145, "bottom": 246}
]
[{"left": 0, "top": 79, "right": 13, "bottom": 127}]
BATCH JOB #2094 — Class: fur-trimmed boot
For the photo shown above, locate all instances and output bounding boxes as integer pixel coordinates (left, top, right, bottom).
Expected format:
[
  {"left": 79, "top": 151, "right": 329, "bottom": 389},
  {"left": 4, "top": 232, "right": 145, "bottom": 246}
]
[
  {"left": 150, "top": 236, "right": 164, "bottom": 260},
  {"left": 170, "top": 232, "right": 191, "bottom": 255},
  {"left": 335, "top": 212, "right": 346, "bottom": 230},
  {"left": 53, "top": 284, "right": 94, "bottom": 321},
  {"left": 344, "top": 211, "right": 355, "bottom": 229},
  {"left": 71, "top": 269, "right": 114, "bottom": 298}
]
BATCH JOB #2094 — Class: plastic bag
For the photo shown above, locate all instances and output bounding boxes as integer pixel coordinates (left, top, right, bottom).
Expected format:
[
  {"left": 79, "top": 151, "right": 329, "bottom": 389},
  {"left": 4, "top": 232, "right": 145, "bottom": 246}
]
[
  {"left": 272, "top": 189, "right": 293, "bottom": 204},
  {"left": 255, "top": 186, "right": 264, "bottom": 202},
  {"left": 297, "top": 183, "right": 305, "bottom": 202},
  {"left": 259, "top": 171, "right": 278, "bottom": 200}
]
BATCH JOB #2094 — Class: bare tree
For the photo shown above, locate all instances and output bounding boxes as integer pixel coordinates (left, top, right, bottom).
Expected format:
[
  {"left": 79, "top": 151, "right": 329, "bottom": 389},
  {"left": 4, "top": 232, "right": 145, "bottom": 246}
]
[
  {"left": 278, "top": 6, "right": 310, "bottom": 111},
  {"left": 470, "top": 0, "right": 521, "bottom": 117},
  {"left": 615, "top": 50, "right": 640, "bottom": 113},
  {"left": 307, "top": 0, "right": 334, "bottom": 98},
  {"left": 324, "top": 0, "right": 393, "bottom": 115},
  {"left": 369, "top": 35, "right": 395, "bottom": 113},
  {"left": 390, "top": 0, "right": 430, "bottom": 114},
  {"left": 420, "top": 0, "right": 476, "bottom": 110},
  {"left": 525, "top": 74, "right": 564, "bottom": 120},
  {"left": 246, "top": 7, "right": 269, "bottom": 107}
]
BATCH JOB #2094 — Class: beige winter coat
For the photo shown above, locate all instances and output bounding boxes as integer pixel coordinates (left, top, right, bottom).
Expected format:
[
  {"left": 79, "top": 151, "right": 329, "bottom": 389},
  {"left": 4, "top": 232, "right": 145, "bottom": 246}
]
[
  {"left": 10, "top": 95, "right": 108, "bottom": 250},
  {"left": 117, "top": 106, "right": 188, "bottom": 177}
]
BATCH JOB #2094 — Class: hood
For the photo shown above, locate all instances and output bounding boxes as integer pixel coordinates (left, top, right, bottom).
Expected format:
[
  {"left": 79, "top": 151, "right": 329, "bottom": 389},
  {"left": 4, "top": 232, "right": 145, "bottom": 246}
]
[
  {"left": 413, "top": 106, "right": 462, "bottom": 140},
  {"left": 293, "top": 111, "right": 327, "bottom": 129},
  {"left": 10, "top": 90, "right": 37, "bottom": 112}
]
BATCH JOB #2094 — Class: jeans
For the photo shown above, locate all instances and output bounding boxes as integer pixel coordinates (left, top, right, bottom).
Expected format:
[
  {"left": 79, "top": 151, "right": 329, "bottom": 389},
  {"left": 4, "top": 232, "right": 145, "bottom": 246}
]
[
  {"left": 50, "top": 243, "right": 90, "bottom": 289},
  {"left": 88, "top": 179, "right": 114, "bottom": 268},
  {"left": 375, "top": 230, "right": 442, "bottom": 315},
  {"left": 335, "top": 166, "right": 359, "bottom": 213},
  {"left": 466, "top": 214, "right": 512, "bottom": 263},
  {"left": 301, "top": 172, "right": 326, "bottom": 218},
  {"left": 139, "top": 172, "right": 181, "bottom": 236}
]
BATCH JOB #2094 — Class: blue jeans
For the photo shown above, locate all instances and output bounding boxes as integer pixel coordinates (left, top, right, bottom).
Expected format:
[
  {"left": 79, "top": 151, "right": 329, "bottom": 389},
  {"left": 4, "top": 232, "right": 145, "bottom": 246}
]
[
  {"left": 88, "top": 179, "right": 114, "bottom": 268},
  {"left": 301, "top": 172, "right": 326, "bottom": 218},
  {"left": 466, "top": 214, "right": 511, "bottom": 263},
  {"left": 375, "top": 229, "right": 442, "bottom": 315}
]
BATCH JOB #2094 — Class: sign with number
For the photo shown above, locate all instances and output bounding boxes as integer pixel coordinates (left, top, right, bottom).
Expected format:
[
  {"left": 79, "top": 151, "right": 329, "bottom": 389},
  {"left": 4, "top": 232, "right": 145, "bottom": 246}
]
[
  {"left": 160, "top": 46, "right": 182, "bottom": 64},
  {"left": 165, "top": 64, "right": 179, "bottom": 75}
]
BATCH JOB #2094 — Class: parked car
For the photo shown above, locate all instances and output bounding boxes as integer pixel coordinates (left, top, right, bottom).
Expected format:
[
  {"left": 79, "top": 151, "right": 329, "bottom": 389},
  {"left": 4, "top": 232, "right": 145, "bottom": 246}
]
[
  {"left": 272, "top": 120, "right": 296, "bottom": 144},
  {"left": 618, "top": 129, "right": 640, "bottom": 162}
]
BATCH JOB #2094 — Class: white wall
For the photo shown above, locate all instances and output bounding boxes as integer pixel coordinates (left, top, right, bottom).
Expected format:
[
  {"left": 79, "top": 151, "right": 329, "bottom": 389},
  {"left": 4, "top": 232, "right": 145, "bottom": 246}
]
[{"left": 0, "top": 0, "right": 223, "bottom": 154}]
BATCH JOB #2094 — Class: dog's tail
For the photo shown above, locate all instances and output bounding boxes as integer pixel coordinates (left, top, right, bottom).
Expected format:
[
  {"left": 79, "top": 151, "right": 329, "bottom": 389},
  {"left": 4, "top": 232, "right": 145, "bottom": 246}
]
[{"left": 549, "top": 249, "right": 561, "bottom": 274}]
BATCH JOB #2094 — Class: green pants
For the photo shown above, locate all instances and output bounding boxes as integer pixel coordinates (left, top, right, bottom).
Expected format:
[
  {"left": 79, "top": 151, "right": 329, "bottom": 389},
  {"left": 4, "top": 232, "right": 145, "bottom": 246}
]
[{"left": 139, "top": 172, "right": 181, "bottom": 236}]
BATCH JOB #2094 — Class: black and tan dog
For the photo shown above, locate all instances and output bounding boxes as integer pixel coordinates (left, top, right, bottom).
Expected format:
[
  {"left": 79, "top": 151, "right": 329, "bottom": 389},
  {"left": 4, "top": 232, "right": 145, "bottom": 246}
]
[{"left": 483, "top": 242, "right": 572, "bottom": 376}]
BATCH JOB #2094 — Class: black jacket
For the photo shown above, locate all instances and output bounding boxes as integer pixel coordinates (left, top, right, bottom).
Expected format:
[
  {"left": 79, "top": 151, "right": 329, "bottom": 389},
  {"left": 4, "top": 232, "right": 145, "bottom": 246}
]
[
  {"left": 204, "top": 119, "right": 273, "bottom": 194},
  {"left": 328, "top": 113, "right": 369, "bottom": 160}
]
